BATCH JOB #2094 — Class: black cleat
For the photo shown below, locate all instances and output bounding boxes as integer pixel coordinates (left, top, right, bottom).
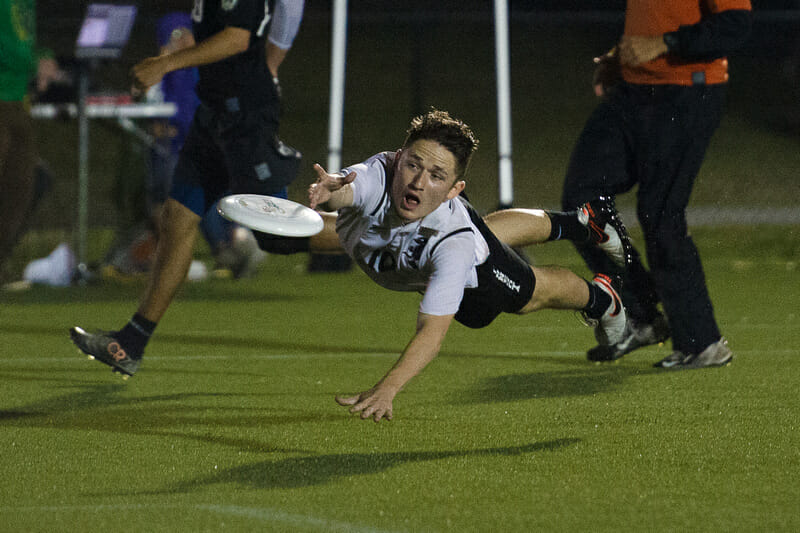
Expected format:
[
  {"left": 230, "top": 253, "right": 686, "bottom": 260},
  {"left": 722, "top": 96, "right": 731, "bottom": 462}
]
[
  {"left": 70, "top": 327, "right": 140, "bottom": 378},
  {"left": 578, "top": 197, "right": 633, "bottom": 268}
]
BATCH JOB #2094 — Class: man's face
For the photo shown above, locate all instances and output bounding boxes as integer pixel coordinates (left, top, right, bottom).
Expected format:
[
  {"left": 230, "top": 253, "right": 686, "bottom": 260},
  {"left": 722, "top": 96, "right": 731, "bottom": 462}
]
[{"left": 391, "top": 139, "right": 465, "bottom": 222}]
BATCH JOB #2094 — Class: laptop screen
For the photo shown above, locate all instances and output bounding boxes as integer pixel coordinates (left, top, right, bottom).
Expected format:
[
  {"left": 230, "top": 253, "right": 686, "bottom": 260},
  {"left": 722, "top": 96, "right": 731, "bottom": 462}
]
[{"left": 76, "top": 4, "right": 137, "bottom": 59}]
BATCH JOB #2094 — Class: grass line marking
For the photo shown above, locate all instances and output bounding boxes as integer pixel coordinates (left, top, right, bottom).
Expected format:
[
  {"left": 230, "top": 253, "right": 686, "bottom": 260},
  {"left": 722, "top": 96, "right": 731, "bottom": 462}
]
[
  {"left": 0, "top": 504, "right": 397, "bottom": 533},
  {"left": 200, "top": 504, "right": 398, "bottom": 533}
]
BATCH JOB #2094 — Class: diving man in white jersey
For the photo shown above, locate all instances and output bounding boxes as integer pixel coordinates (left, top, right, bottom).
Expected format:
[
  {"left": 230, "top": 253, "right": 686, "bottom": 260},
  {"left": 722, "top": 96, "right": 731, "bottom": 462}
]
[{"left": 308, "top": 109, "right": 632, "bottom": 422}]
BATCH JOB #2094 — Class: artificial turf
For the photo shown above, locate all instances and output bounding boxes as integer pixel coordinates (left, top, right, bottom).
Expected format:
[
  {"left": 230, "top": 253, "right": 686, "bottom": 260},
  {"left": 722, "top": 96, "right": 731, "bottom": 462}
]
[{"left": 1, "top": 225, "right": 798, "bottom": 532}]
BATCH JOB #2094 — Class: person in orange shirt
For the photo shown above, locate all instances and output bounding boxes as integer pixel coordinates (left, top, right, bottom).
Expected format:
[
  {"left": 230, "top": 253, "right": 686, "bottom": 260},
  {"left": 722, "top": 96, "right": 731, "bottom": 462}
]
[{"left": 561, "top": 0, "right": 752, "bottom": 369}]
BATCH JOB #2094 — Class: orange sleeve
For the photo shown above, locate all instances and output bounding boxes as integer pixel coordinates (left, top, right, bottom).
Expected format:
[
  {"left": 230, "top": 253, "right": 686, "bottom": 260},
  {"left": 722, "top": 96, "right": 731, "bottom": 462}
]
[{"left": 709, "top": 0, "right": 752, "bottom": 13}]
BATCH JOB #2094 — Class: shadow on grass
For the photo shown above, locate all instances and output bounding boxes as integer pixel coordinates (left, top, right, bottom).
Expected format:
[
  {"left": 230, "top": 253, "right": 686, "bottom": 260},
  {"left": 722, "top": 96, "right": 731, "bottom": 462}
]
[
  {"left": 153, "top": 438, "right": 580, "bottom": 493},
  {"left": 0, "top": 384, "right": 319, "bottom": 454},
  {"left": 460, "top": 364, "right": 659, "bottom": 403}
]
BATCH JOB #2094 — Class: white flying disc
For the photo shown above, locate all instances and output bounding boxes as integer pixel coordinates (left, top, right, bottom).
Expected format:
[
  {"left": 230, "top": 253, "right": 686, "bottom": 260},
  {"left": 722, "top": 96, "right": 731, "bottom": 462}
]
[{"left": 217, "top": 194, "right": 324, "bottom": 237}]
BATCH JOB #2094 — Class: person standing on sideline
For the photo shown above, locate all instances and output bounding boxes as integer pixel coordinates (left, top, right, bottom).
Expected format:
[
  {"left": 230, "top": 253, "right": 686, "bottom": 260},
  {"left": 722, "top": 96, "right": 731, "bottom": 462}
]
[
  {"left": 101, "top": 12, "right": 265, "bottom": 280},
  {"left": 0, "top": 0, "right": 61, "bottom": 282},
  {"left": 561, "top": 0, "right": 752, "bottom": 369},
  {"left": 70, "top": 0, "right": 305, "bottom": 377}
]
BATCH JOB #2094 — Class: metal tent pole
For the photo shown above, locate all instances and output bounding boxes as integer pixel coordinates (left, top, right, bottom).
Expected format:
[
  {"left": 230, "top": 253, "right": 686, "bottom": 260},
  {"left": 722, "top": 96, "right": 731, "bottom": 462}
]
[
  {"left": 494, "top": 0, "right": 514, "bottom": 209},
  {"left": 327, "top": 0, "right": 348, "bottom": 173}
]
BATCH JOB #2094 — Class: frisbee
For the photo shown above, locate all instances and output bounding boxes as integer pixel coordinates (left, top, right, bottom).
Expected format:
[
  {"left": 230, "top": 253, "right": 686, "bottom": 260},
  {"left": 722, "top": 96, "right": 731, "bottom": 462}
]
[{"left": 217, "top": 194, "right": 324, "bottom": 237}]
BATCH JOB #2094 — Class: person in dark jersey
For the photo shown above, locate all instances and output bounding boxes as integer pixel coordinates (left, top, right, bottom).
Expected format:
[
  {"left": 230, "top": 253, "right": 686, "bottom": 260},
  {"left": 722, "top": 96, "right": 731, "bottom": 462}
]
[{"left": 70, "top": 0, "right": 305, "bottom": 376}]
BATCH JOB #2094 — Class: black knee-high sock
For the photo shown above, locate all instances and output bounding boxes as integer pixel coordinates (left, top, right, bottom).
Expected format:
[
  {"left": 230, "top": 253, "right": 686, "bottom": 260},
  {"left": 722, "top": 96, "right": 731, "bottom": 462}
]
[
  {"left": 582, "top": 280, "right": 611, "bottom": 320},
  {"left": 546, "top": 211, "right": 590, "bottom": 243},
  {"left": 114, "top": 313, "right": 156, "bottom": 359}
]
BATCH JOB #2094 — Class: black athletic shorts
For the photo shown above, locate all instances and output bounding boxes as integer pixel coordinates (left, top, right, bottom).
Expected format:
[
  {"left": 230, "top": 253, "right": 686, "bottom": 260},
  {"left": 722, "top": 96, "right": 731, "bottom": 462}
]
[
  {"left": 454, "top": 199, "right": 536, "bottom": 329},
  {"left": 170, "top": 97, "right": 301, "bottom": 216}
]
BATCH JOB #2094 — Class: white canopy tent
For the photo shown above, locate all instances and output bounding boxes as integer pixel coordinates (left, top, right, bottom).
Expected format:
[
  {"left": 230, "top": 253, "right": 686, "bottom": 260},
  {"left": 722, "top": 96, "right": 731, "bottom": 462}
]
[{"left": 326, "top": 0, "right": 515, "bottom": 208}]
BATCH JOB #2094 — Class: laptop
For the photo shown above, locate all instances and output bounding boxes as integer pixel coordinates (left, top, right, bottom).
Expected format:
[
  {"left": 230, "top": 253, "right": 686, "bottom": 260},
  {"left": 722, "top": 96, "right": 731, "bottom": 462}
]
[{"left": 75, "top": 3, "right": 137, "bottom": 59}]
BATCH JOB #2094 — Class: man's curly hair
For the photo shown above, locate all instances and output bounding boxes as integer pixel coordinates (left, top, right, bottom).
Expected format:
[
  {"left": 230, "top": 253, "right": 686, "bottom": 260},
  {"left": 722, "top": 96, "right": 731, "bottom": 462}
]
[{"left": 402, "top": 109, "right": 479, "bottom": 181}]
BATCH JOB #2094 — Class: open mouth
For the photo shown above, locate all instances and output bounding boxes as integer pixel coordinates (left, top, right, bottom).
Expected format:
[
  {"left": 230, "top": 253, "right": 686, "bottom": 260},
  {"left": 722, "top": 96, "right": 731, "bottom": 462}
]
[{"left": 403, "top": 191, "right": 420, "bottom": 210}]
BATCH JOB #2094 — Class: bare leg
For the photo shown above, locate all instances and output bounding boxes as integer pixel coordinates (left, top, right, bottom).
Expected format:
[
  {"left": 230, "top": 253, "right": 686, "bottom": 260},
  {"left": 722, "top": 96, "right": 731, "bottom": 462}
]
[
  {"left": 484, "top": 209, "right": 551, "bottom": 248},
  {"left": 308, "top": 209, "right": 553, "bottom": 255},
  {"left": 309, "top": 212, "right": 344, "bottom": 253},
  {"left": 517, "top": 265, "right": 589, "bottom": 313},
  {"left": 0, "top": 103, "right": 37, "bottom": 274},
  {"left": 137, "top": 198, "right": 200, "bottom": 322}
]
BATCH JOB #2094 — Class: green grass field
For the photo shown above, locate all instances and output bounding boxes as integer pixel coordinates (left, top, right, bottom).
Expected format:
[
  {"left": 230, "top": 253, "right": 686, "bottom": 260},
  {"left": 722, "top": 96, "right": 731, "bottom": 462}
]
[
  {"left": 2, "top": 225, "right": 798, "bottom": 532},
  {"left": 4, "top": 12, "right": 798, "bottom": 531}
]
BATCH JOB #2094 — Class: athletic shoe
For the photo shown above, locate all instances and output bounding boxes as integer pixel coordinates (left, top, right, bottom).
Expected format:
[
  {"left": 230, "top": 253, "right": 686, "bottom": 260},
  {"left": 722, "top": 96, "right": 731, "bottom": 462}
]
[
  {"left": 581, "top": 274, "right": 626, "bottom": 346},
  {"left": 69, "top": 326, "right": 140, "bottom": 378},
  {"left": 654, "top": 350, "right": 688, "bottom": 369},
  {"left": 670, "top": 337, "right": 733, "bottom": 370},
  {"left": 587, "top": 313, "right": 670, "bottom": 362},
  {"left": 577, "top": 197, "right": 633, "bottom": 268}
]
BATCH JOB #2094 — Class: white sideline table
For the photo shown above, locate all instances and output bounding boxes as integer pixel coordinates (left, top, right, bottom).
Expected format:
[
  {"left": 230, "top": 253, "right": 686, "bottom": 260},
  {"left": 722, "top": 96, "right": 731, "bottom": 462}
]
[{"left": 30, "top": 101, "right": 176, "bottom": 281}]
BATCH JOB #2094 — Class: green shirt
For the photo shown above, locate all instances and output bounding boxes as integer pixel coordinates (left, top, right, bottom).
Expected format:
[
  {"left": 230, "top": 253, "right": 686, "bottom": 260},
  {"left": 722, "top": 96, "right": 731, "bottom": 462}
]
[{"left": 0, "top": 0, "right": 36, "bottom": 102}]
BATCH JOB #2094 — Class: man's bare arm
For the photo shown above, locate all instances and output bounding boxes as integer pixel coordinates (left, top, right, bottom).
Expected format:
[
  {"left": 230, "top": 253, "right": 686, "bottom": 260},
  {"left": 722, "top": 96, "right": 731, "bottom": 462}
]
[
  {"left": 132, "top": 26, "right": 251, "bottom": 91},
  {"left": 336, "top": 312, "right": 454, "bottom": 422}
]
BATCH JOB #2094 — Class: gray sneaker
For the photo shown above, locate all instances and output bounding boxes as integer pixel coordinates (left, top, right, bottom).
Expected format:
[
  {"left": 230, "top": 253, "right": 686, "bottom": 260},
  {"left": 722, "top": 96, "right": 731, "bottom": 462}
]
[
  {"left": 69, "top": 326, "right": 140, "bottom": 378},
  {"left": 672, "top": 337, "right": 733, "bottom": 370},
  {"left": 588, "top": 313, "right": 670, "bottom": 362}
]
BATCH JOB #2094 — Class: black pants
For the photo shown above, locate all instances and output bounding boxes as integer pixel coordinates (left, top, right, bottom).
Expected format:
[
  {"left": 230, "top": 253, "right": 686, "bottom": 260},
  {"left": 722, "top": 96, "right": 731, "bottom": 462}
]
[
  {"left": 562, "top": 82, "right": 725, "bottom": 354},
  {"left": 171, "top": 97, "right": 300, "bottom": 216}
]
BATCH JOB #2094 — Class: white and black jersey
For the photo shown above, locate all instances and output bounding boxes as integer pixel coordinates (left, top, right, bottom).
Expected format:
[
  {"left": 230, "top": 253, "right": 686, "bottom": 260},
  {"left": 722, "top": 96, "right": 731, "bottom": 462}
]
[{"left": 336, "top": 152, "right": 535, "bottom": 328}]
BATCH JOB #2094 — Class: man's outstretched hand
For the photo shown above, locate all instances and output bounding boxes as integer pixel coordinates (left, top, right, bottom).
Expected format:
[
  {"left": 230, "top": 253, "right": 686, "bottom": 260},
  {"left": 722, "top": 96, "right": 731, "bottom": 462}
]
[
  {"left": 308, "top": 163, "right": 356, "bottom": 210},
  {"left": 336, "top": 384, "right": 397, "bottom": 423}
]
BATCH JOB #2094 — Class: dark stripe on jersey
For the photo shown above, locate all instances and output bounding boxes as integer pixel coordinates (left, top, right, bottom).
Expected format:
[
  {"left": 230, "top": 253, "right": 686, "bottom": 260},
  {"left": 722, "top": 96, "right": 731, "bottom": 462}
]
[
  {"left": 370, "top": 190, "right": 389, "bottom": 217},
  {"left": 370, "top": 156, "right": 392, "bottom": 216},
  {"left": 429, "top": 227, "right": 473, "bottom": 256}
]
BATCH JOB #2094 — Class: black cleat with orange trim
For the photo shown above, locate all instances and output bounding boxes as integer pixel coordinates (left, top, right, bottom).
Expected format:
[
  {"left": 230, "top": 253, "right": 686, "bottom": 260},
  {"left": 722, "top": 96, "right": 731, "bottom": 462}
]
[
  {"left": 70, "top": 327, "right": 140, "bottom": 378},
  {"left": 578, "top": 197, "right": 633, "bottom": 268}
]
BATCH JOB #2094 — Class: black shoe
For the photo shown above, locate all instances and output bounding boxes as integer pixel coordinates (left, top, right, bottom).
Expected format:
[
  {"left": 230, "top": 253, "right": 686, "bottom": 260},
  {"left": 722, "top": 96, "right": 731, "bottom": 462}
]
[
  {"left": 69, "top": 326, "right": 140, "bottom": 378},
  {"left": 588, "top": 313, "right": 670, "bottom": 362},
  {"left": 577, "top": 197, "right": 633, "bottom": 268}
]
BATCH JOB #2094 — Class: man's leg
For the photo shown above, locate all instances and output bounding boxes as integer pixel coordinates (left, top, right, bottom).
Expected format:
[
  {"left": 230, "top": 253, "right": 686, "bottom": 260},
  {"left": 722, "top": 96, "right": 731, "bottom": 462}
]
[
  {"left": 637, "top": 85, "right": 726, "bottom": 366},
  {"left": 485, "top": 204, "right": 631, "bottom": 268},
  {"left": 483, "top": 209, "right": 551, "bottom": 246},
  {"left": 517, "top": 266, "right": 588, "bottom": 312},
  {"left": 517, "top": 267, "right": 626, "bottom": 347},
  {"left": 310, "top": 212, "right": 343, "bottom": 252},
  {"left": 254, "top": 212, "right": 344, "bottom": 255},
  {"left": 70, "top": 199, "right": 200, "bottom": 377},
  {"left": 138, "top": 198, "right": 201, "bottom": 321},
  {"left": 561, "top": 86, "right": 668, "bottom": 360},
  {"left": 0, "top": 103, "right": 37, "bottom": 281}
]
